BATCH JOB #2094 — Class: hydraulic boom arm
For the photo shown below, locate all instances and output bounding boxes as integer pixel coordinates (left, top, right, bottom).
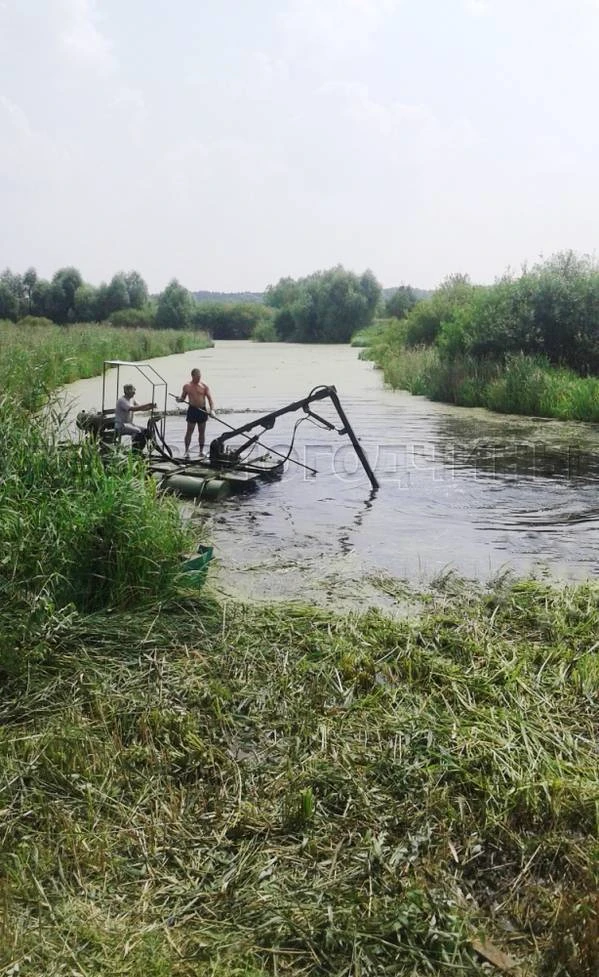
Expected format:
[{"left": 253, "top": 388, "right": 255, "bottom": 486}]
[{"left": 209, "top": 385, "right": 379, "bottom": 490}]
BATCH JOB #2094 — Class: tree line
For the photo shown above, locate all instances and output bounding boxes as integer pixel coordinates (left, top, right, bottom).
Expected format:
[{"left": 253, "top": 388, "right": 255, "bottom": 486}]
[
  {"left": 390, "top": 252, "right": 599, "bottom": 376},
  {"left": 0, "top": 266, "right": 149, "bottom": 325},
  {"left": 0, "top": 264, "right": 394, "bottom": 343}
]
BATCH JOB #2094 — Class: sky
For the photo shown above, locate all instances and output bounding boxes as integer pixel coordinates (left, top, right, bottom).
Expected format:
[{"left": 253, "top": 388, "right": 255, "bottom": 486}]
[{"left": 1, "top": 0, "right": 599, "bottom": 294}]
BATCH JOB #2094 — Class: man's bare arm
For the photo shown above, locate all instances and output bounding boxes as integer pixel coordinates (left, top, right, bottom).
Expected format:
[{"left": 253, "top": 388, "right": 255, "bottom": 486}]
[
  {"left": 205, "top": 386, "right": 215, "bottom": 412},
  {"left": 176, "top": 384, "right": 189, "bottom": 404}
]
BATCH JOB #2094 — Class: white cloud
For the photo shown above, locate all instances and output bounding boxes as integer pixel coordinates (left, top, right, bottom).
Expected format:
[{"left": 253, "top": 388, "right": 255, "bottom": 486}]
[
  {"left": 317, "top": 81, "right": 479, "bottom": 153},
  {"left": 464, "top": 0, "right": 491, "bottom": 14},
  {"left": 252, "top": 52, "right": 291, "bottom": 87},
  {"left": 0, "top": 94, "right": 34, "bottom": 138},
  {"left": 278, "top": 0, "right": 402, "bottom": 57},
  {"left": 57, "top": 0, "right": 116, "bottom": 74},
  {"left": 0, "top": 94, "right": 69, "bottom": 184}
]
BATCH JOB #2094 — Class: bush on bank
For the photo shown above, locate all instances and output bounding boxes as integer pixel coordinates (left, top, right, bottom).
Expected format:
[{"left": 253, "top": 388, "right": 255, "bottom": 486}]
[
  {"left": 368, "top": 252, "right": 599, "bottom": 420},
  {"left": 366, "top": 344, "right": 599, "bottom": 420}
]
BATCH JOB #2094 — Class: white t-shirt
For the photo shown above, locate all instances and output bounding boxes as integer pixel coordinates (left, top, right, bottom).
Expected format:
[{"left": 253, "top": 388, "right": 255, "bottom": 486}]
[{"left": 115, "top": 396, "right": 136, "bottom": 429}]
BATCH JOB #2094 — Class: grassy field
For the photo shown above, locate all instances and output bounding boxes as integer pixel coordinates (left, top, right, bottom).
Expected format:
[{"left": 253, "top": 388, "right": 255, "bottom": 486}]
[{"left": 1, "top": 325, "right": 598, "bottom": 975}]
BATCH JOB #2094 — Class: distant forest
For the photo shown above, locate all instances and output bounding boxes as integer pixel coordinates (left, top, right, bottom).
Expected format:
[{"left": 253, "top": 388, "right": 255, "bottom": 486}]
[
  {"left": 192, "top": 286, "right": 431, "bottom": 305},
  {"left": 0, "top": 263, "right": 430, "bottom": 343},
  {"left": 193, "top": 290, "right": 264, "bottom": 304}
]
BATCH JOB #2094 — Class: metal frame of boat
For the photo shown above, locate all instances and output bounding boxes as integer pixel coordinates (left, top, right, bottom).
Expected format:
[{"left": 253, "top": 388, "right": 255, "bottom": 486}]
[{"left": 76, "top": 360, "right": 379, "bottom": 498}]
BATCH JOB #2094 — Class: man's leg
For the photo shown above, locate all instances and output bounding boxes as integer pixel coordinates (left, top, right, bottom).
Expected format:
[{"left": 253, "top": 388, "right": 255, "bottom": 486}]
[
  {"left": 198, "top": 421, "right": 207, "bottom": 454},
  {"left": 184, "top": 421, "right": 195, "bottom": 454}
]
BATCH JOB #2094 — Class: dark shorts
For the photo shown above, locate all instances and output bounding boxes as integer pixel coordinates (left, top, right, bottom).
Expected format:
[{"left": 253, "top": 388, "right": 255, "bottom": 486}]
[{"left": 186, "top": 405, "right": 208, "bottom": 424}]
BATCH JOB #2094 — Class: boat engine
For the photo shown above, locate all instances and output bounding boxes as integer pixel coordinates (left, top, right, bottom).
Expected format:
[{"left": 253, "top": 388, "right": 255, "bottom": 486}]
[{"left": 76, "top": 409, "right": 106, "bottom": 436}]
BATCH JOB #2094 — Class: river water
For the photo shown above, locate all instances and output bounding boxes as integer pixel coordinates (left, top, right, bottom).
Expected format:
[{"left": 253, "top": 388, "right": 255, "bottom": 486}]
[{"left": 64, "top": 341, "right": 599, "bottom": 610}]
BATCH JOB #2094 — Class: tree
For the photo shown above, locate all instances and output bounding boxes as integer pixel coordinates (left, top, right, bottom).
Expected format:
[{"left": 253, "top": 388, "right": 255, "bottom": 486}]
[
  {"left": 124, "top": 270, "right": 149, "bottom": 309},
  {"left": 103, "top": 274, "right": 130, "bottom": 317},
  {"left": 266, "top": 266, "right": 382, "bottom": 343},
  {"left": 0, "top": 281, "right": 18, "bottom": 320},
  {"left": 31, "top": 279, "right": 53, "bottom": 318},
  {"left": 0, "top": 269, "right": 24, "bottom": 320},
  {"left": 155, "top": 279, "right": 195, "bottom": 329},
  {"left": 191, "top": 301, "right": 271, "bottom": 339},
  {"left": 23, "top": 267, "right": 38, "bottom": 314},
  {"left": 386, "top": 285, "right": 418, "bottom": 320},
  {"left": 264, "top": 277, "right": 301, "bottom": 310},
  {"left": 73, "top": 284, "right": 99, "bottom": 322},
  {"left": 49, "top": 267, "right": 83, "bottom": 323},
  {"left": 405, "top": 273, "right": 474, "bottom": 347}
]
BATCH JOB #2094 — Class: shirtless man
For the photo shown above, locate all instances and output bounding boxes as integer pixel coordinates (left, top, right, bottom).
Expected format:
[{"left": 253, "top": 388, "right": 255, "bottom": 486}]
[{"left": 176, "top": 368, "right": 215, "bottom": 457}]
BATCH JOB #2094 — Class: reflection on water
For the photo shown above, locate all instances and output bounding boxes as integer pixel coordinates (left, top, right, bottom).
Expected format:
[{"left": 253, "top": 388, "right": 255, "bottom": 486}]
[{"left": 63, "top": 342, "right": 599, "bottom": 605}]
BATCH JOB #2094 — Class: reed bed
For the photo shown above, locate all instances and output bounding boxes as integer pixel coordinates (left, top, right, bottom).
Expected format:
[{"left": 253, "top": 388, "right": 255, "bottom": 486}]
[
  {"left": 0, "top": 400, "right": 191, "bottom": 639},
  {"left": 1, "top": 579, "right": 598, "bottom": 975},
  {"left": 0, "top": 322, "right": 211, "bottom": 410},
  {"left": 368, "top": 342, "right": 599, "bottom": 422}
]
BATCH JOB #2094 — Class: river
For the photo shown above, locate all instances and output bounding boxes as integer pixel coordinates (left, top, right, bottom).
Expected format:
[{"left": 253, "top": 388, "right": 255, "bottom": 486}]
[{"left": 64, "top": 341, "right": 599, "bottom": 611}]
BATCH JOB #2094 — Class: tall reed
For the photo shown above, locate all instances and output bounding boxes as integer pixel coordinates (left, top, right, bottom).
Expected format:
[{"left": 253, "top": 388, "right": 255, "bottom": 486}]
[
  {"left": 0, "top": 321, "right": 212, "bottom": 410},
  {"left": 369, "top": 340, "right": 599, "bottom": 421}
]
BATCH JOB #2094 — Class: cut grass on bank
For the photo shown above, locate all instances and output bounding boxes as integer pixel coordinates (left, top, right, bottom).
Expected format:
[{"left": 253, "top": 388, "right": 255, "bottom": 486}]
[{"left": 1, "top": 578, "right": 598, "bottom": 976}]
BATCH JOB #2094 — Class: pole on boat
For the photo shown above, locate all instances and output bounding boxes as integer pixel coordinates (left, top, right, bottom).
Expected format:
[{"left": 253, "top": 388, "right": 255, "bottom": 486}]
[{"left": 328, "top": 387, "right": 379, "bottom": 491}]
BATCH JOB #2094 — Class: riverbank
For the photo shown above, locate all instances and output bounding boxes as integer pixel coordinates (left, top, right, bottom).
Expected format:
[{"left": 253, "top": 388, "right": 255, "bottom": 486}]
[
  {"left": 365, "top": 254, "right": 599, "bottom": 422},
  {"left": 0, "top": 321, "right": 212, "bottom": 409},
  {"left": 2, "top": 577, "right": 598, "bottom": 976},
  {"left": 365, "top": 339, "right": 599, "bottom": 422}
]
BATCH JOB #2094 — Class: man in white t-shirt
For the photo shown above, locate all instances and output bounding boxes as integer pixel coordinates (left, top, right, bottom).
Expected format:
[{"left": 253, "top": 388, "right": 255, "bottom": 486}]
[{"left": 114, "top": 384, "right": 155, "bottom": 436}]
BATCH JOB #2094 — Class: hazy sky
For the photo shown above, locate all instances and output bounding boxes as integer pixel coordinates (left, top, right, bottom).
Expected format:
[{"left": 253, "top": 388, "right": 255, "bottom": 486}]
[{"left": 1, "top": 0, "right": 599, "bottom": 293}]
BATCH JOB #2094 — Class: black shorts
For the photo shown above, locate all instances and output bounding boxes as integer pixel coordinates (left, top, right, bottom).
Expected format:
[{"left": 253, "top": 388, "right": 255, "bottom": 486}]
[{"left": 186, "top": 405, "right": 208, "bottom": 424}]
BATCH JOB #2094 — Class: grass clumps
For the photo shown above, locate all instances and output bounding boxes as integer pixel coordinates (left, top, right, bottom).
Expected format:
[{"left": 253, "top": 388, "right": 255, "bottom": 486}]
[
  {"left": 0, "top": 321, "right": 212, "bottom": 410},
  {"left": 0, "top": 401, "right": 190, "bottom": 677},
  {"left": 1, "top": 580, "right": 598, "bottom": 974}
]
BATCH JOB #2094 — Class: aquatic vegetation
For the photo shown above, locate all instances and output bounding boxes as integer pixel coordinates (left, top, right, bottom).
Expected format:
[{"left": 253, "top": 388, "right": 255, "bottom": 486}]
[
  {"left": 0, "top": 324, "right": 199, "bottom": 668},
  {"left": 0, "top": 398, "right": 190, "bottom": 667},
  {"left": 350, "top": 318, "right": 394, "bottom": 348},
  {"left": 369, "top": 343, "right": 599, "bottom": 421}
]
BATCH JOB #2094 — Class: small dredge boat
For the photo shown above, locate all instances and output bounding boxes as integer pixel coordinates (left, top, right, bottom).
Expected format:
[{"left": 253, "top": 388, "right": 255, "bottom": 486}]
[{"left": 76, "top": 360, "right": 379, "bottom": 500}]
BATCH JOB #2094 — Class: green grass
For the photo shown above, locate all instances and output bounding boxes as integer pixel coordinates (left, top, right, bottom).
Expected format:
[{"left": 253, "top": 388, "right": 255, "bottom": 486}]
[
  {"left": 0, "top": 324, "right": 199, "bottom": 672},
  {"left": 350, "top": 318, "right": 396, "bottom": 348},
  {"left": 1, "top": 580, "right": 598, "bottom": 974},
  {"left": 366, "top": 338, "right": 599, "bottom": 421},
  {"left": 0, "top": 321, "right": 212, "bottom": 410}
]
